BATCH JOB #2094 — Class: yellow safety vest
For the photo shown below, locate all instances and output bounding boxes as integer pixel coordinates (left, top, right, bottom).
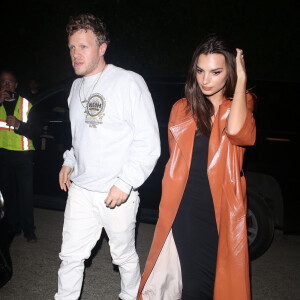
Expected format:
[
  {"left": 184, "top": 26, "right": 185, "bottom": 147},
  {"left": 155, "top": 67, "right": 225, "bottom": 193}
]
[{"left": 0, "top": 96, "right": 35, "bottom": 151}]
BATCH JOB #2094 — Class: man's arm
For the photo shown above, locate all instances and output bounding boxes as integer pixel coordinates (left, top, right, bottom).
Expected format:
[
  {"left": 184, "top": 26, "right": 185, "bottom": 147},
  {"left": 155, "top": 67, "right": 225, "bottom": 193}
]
[
  {"left": 14, "top": 102, "right": 41, "bottom": 141},
  {"left": 105, "top": 78, "right": 161, "bottom": 208}
]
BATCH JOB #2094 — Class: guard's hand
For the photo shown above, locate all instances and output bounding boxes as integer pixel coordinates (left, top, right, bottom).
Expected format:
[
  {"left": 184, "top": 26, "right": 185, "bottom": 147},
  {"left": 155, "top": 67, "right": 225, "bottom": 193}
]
[
  {"left": 6, "top": 115, "right": 20, "bottom": 128},
  {"left": 59, "top": 166, "right": 73, "bottom": 191},
  {"left": 0, "top": 90, "right": 9, "bottom": 103},
  {"left": 105, "top": 185, "right": 129, "bottom": 208},
  {"left": 236, "top": 48, "right": 247, "bottom": 80}
]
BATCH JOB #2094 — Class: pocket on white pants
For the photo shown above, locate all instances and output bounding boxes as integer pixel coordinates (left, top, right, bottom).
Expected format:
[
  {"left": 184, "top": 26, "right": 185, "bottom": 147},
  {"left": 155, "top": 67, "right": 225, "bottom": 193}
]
[{"left": 104, "top": 190, "right": 140, "bottom": 233}]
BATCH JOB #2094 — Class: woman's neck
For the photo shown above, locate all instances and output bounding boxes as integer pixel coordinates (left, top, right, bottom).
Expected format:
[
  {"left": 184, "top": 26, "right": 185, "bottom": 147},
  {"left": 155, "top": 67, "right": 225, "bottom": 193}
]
[{"left": 207, "top": 92, "right": 224, "bottom": 112}]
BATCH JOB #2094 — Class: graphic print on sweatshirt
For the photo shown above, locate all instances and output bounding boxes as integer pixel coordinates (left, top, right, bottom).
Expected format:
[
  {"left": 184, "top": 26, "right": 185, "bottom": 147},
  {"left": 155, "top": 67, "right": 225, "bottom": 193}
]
[{"left": 85, "top": 93, "right": 106, "bottom": 127}]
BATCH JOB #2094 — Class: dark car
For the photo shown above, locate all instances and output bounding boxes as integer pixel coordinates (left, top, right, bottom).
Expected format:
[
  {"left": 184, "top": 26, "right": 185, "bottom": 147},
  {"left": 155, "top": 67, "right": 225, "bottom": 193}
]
[
  {"left": 29, "top": 82, "right": 72, "bottom": 210},
  {"left": 0, "top": 192, "right": 13, "bottom": 288},
  {"left": 30, "top": 78, "right": 299, "bottom": 261}
]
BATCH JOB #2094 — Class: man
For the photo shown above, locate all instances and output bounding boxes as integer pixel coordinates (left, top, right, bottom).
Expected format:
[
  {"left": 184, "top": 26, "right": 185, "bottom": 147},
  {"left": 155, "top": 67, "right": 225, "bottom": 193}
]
[
  {"left": 0, "top": 69, "right": 38, "bottom": 242},
  {"left": 54, "top": 14, "right": 160, "bottom": 300},
  {"left": 24, "top": 78, "right": 40, "bottom": 103}
]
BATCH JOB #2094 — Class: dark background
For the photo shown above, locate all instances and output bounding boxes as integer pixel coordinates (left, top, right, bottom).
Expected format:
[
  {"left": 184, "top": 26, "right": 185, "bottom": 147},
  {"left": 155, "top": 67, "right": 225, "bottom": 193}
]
[
  {"left": 0, "top": 0, "right": 299, "bottom": 89},
  {"left": 1, "top": 0, "right": 299, "bottom": 234}
]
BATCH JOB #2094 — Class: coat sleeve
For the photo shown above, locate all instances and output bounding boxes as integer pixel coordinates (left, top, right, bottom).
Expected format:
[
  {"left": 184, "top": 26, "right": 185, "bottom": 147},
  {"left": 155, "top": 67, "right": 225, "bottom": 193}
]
[
  {"left": 168, "top": 106, "right": 176, "bottom": 154},
  {"left": 226, "top": 93, "right": 256, "bottom": 146},
  {"left": 167, "top": 99, "right": 182, "bottom": 154}
]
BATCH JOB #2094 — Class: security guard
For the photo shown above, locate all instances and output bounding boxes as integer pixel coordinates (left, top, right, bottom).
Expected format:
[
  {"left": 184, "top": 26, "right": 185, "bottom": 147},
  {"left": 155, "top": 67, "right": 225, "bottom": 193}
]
[{"left": 0, "top": 69, "right": 39, "bottom": 242}]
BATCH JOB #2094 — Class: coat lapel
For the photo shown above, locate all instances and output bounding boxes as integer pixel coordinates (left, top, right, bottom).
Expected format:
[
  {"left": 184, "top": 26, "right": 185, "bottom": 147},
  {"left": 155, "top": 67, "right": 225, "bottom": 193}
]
[
  {"left": 207, "top": 100, "right": 231, "bottom": 233},
  {"left": 169, "top": 116, "right": 196, "bottom": 168},
  {"left": 207, "top": 101, "right": 231, "bottom": 172}
]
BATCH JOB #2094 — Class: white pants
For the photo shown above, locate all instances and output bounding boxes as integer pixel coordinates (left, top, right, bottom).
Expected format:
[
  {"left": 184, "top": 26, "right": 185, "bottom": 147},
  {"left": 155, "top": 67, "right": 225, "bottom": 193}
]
[{"left": 54, "top": 183, "right": 141, "bottom": 300}]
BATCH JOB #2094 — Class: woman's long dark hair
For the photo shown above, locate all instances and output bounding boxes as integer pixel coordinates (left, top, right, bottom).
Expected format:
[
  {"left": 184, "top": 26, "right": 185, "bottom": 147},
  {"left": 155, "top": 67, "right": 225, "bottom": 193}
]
[{"left": 185, "top": 34, "right": 237, "bottom": 136}]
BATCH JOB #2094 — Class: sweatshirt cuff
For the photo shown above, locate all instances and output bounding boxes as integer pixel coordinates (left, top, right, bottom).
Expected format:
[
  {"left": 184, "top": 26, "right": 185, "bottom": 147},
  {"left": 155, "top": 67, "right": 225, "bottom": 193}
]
[
  {"left": 62, "top": 161, "right": 74, "bottom": 169},
  {"left": 114, "top": 178, "right": 132, "bottom": 195}
]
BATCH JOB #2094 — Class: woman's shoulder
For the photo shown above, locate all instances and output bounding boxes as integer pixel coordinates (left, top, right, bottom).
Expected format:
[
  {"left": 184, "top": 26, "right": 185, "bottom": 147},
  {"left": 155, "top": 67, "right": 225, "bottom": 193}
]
[
  {"left": 172, "top": 97, "right": 188, "bottom": 112},
  {"left": 169, "top": 98, "right": 192, "bottom": 124}
]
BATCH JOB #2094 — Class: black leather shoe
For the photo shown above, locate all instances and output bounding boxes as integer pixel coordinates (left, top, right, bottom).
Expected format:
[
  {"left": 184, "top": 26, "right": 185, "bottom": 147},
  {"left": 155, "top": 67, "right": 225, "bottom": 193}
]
[{"left": 25, "top": 232, "right": 37, "bottom": 243}]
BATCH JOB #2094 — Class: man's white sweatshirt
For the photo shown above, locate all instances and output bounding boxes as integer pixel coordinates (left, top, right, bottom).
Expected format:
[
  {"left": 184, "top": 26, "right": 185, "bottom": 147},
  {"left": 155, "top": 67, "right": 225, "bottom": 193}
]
[{"left": 63, "top": 64, "right": 161, "bottom": 194}]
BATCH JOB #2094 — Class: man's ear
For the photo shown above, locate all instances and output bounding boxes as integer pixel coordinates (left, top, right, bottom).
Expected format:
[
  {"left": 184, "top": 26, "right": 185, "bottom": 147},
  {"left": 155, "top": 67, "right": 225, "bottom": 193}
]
[{"left": 99, "top": 43, "right": 107, "bottom": 57}]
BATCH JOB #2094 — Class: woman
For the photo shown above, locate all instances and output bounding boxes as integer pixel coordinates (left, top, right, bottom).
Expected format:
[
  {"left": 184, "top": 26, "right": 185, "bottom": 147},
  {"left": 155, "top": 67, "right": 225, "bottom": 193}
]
[{"left": 137, "top": 34, "right": 256, "bottom": 300}]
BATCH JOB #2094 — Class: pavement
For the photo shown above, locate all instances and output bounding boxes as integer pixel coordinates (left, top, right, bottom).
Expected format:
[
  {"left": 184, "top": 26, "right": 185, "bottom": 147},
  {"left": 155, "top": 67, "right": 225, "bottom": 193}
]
[{"left": 1, "top": 208, "right": 299, "bottom": 300}]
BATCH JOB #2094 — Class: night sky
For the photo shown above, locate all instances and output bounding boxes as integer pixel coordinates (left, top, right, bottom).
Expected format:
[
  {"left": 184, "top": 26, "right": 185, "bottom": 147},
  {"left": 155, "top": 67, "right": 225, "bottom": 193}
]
[{"left": 1, "top": 0, "right": 299, "bottom": 90}]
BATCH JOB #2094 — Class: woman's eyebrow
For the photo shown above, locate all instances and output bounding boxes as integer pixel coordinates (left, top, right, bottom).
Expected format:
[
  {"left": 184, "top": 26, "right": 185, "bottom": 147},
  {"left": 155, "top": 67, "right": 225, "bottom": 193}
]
[{"left": 196, "top": 66, "right": 224, "bottom": 71}]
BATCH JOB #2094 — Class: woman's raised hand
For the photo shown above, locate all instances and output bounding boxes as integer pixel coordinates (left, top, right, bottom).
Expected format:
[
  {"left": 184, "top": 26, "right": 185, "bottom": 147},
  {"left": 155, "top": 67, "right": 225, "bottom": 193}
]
[{"left": 236, "top": 48, "right": 247, "bottom": 80}]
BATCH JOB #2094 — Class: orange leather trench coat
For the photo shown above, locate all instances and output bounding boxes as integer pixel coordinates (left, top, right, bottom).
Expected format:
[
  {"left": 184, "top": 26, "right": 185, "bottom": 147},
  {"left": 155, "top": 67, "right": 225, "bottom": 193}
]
[{"left": 137, "top": 94, "right": 256, "bottom": 300}]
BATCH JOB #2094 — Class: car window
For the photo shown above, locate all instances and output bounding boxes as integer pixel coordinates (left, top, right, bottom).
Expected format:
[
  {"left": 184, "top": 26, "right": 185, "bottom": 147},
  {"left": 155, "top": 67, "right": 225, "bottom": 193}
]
[{"left": 33, "top": 86, "right": 71, "bottom": 122}]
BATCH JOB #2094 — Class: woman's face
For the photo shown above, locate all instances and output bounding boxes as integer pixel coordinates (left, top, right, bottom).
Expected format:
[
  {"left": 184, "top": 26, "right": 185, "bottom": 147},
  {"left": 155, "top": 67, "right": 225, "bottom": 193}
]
[{"left": 196, "top": 53, "right": 228, "bottom": 98}]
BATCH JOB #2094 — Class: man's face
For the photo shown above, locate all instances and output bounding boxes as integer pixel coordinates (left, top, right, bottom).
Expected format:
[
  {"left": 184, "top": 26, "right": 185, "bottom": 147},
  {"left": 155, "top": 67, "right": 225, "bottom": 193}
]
[
  {"left": 0, "top": 72, "right": 18, "bottom": 92},
  {"left": 29, "top": 79, "right": 39, "bottom": 91},
  {"left": 68, "top": 29, "right": 107, "bottom": 77}
]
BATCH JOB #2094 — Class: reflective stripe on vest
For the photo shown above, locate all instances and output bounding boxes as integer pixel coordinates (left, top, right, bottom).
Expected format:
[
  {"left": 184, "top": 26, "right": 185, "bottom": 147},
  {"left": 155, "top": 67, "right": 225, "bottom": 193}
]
[
  {"left": 0, "top": 119, "right": 10, "bottom": 130},
  {"left": 20, "top": 97, "right": 30, "bottom": 150}
]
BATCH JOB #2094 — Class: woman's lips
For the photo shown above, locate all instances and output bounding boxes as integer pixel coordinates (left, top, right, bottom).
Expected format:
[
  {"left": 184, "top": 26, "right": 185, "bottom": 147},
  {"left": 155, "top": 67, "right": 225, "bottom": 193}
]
[{"left": 201, "top": 86, "right": 212, "bottom": 91}]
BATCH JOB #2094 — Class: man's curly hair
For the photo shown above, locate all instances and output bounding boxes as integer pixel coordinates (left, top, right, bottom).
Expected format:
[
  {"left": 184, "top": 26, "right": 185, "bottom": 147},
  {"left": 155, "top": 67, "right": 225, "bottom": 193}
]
[{"left": 66, "top": 13, "right": 110, "bottom": 46}]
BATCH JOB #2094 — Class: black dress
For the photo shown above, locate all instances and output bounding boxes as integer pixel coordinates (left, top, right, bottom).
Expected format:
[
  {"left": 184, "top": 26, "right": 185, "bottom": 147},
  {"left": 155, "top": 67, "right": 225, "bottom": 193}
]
[{"left": 172, "top": 133, "right": 219, "bottom": 300}]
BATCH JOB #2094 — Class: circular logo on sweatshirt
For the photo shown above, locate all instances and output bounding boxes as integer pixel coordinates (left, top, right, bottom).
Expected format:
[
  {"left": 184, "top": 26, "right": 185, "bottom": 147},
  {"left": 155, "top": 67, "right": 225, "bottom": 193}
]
[
  {"left": 87, "top": 94, "right": 105, "bottom": 117},
  {"left": 85, "top": 93, "right": 106, "bottom": 127}
]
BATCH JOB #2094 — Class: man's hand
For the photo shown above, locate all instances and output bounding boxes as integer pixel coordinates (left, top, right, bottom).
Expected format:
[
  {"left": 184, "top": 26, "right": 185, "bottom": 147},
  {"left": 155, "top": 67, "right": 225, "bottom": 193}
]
[
  {"left": 59, "top": 166, "right": 73, "bottom": 192},
  {"left": 0, "top": 90, "right": 10, "bottom": 103},
  {"left": 6, "top": 115, "right": 20, "bottom": 129},
  {"left": 105, "top": 185, "right": 129, "bottom": 208}
]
